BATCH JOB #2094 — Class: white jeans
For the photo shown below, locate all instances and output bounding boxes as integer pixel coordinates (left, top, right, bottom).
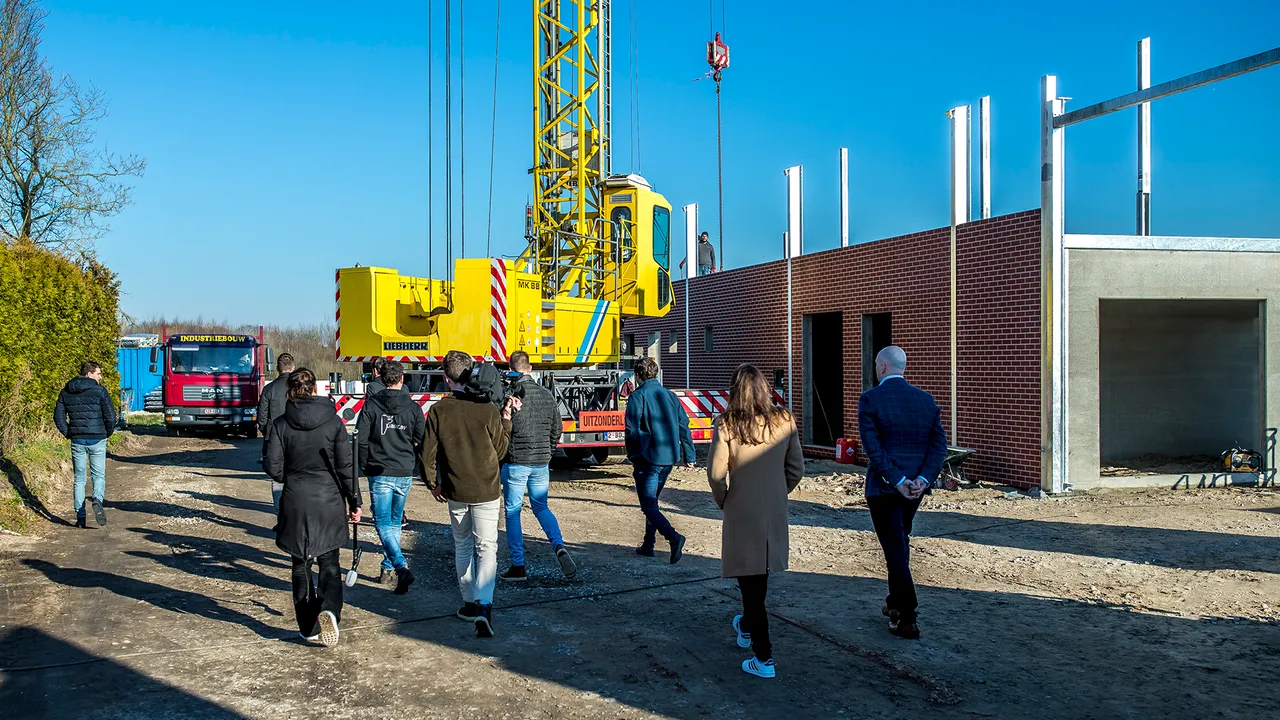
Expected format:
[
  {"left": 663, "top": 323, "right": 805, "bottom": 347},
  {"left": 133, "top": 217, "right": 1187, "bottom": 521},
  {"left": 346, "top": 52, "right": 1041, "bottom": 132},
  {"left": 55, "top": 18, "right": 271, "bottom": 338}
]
[{"left": 448, "top": 499, "right": 500, "bottom": 605}]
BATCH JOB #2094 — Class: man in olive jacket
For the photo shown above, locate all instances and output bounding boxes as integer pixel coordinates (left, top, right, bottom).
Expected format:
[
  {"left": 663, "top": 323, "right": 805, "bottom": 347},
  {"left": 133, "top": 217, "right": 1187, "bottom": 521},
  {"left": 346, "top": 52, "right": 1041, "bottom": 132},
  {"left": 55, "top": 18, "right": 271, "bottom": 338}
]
[
  {"left": 499, "top": 351, "right": 577, "bottom": 582},
  {"left": 54, "top": 362, "right": 116, "bottom": 528},
  {"left": 421, "top": 351, "right": 518, "bottom": 639}
]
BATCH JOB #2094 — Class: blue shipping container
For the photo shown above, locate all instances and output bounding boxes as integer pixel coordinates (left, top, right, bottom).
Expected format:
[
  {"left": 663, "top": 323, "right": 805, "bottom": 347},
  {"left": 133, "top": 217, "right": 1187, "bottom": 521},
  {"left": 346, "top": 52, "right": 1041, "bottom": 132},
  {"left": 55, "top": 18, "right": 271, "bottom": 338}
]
[{"left": 116, "top": 337, "right": 163, "bottom": 412}]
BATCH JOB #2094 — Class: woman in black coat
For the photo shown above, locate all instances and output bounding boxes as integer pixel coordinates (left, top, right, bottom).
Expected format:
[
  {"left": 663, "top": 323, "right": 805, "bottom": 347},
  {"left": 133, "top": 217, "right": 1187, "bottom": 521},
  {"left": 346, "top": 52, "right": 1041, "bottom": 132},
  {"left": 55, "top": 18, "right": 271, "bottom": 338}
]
[{"left": 263, "top": 368, "right": 362, "bottom": 646}]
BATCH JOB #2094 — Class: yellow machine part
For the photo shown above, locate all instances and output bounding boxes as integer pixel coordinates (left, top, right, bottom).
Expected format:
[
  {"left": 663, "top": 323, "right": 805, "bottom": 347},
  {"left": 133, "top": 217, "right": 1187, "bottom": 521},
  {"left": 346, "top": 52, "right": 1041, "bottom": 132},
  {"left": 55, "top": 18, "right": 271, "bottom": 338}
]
[{"left": 337, "top": 260, "right": 624, "bottom": 368}]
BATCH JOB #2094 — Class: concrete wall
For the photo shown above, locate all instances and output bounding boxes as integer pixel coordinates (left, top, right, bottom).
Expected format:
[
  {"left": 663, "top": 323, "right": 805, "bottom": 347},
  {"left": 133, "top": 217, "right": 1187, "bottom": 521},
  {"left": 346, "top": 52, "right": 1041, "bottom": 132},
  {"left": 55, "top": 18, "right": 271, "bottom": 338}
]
[
  {"left": 1067, "top": 250, "right": 1280, "bottom": 489},
  {"left": 1099, "top": 299, "right": 1263, "bottom": 462}
]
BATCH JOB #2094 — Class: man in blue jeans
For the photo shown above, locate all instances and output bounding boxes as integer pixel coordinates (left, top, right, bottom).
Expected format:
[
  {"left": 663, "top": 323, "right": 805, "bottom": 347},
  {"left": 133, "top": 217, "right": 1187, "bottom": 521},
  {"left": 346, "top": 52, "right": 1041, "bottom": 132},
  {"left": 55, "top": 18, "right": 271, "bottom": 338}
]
[
  {"left": 355, "top": 361, "right": 425, "bottom": 594},
  {"left": 624, "top": 357, "right": 695, "bottom": 563},
  {"left": 499, "top": 352, "right": 577, "bottom": 581},
  {"left": 54, "top": 362, "right": 117, "bottom": 528}
]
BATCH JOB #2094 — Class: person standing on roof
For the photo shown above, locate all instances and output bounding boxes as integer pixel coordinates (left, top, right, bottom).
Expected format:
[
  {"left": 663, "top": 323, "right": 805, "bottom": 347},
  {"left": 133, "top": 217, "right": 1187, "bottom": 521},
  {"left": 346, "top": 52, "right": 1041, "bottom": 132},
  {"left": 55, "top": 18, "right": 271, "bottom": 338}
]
[
  {"left": 499, "top": 351, "right": 577, "bottom": 582},
  {"left": 624, "top": 357, "right": 695, "bottom": 563},
  {"left": 421, "top": 350, "right": 519, "bottom": 638},
  {"left": 258, "top": 353, "right": 295, "bottom": 513},
  {"left": 697, "top": 231, "right": 716, "bottom": 276},
  {"left": 54, "top": 362, "right": 117, "bottom": 528},
  {"left": 356, "top": 361, "right": 425, "bottom": 594}
]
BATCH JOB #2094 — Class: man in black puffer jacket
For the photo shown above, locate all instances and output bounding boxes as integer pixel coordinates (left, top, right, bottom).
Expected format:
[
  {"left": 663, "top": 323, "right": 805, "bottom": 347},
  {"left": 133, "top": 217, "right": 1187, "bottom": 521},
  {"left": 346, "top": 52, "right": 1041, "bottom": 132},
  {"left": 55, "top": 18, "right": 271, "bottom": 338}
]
[
  {"left": 54, "top": 362, "right": 117, "bottom": 528},
  {"left": 258, "top": 353, "right": 295, "bottom": 513},
  {"left": 499, "top": 351, "right": 577, "bottom": 582},
  {"left": 355, "top": 361, "right": 425, "bottom": 594}
]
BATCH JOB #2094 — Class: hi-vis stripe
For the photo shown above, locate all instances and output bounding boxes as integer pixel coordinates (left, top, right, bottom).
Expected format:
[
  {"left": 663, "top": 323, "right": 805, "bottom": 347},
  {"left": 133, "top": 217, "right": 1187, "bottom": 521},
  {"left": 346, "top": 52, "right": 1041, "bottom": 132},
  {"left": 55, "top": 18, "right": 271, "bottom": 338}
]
[
  {"left": 334, "top": 270, "right": 342, "bottom": 360},
  {"left": 491, "top": 259, "right": 508, "bottom": 361},
  {"left": 674, "top": 389, "right": 787, "bottom": 416},
  {"left": 575, "top": 300, "right": 609, "bottom": 363}
]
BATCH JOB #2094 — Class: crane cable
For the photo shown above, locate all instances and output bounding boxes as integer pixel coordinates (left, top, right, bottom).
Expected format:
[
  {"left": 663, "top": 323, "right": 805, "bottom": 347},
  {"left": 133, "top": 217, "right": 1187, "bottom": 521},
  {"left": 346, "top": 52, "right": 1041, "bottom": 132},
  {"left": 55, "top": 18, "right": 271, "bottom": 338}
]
[
  {"left": 459, "top": 0, "right": 467, "bottom": 259},
  {"left": 444, "top": 1, "right": 455, "bottom": 301},
  {"left": 710, "top": 0, "right": 726, "bottom": 271},
  {"left": 486, "top": 0, "right": 502, "bottom": 258},
  {"left": 427, "top": 0, "right": 433, "bottom": 284}
]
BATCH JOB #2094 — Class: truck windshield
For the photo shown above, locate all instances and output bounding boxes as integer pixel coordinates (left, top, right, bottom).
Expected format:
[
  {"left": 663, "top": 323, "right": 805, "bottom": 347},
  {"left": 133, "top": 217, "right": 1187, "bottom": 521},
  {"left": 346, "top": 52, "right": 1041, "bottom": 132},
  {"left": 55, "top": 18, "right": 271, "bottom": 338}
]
[{"left": 170, "top": 346, "right": 254, "bottom": 375}]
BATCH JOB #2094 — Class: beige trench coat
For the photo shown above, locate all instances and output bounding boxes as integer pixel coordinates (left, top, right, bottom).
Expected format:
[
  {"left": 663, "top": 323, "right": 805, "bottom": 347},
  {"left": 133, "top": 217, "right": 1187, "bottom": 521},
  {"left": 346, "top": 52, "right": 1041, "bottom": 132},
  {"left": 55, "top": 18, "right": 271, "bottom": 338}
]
[{"left": 707, "top": 418, "right": 804, "bottom": 578}]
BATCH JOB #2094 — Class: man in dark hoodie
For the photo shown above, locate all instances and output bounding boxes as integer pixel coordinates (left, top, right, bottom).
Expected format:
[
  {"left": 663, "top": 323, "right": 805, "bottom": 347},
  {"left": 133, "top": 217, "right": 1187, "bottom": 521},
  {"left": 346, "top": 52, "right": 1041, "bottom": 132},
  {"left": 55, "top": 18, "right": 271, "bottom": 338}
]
[
  {"left": 356, "top": 361, "right": 425, "bottom": 594},
  {"left": 258, "top": 352, "right": 295, "bottom": 513},
  {"left": 422, "top": 350, "right": 518, "bottom": 638},
  {"left": 54, "top": 362, "right": 117, "bottom": 528}
]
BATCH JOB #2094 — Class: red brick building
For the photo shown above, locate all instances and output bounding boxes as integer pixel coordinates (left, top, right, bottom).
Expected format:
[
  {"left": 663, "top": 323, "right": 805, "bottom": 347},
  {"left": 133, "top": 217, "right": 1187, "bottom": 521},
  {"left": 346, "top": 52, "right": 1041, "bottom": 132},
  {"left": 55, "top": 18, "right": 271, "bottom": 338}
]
[{"left": 623, "top": 209, "right": 1042, "bottom": 488}]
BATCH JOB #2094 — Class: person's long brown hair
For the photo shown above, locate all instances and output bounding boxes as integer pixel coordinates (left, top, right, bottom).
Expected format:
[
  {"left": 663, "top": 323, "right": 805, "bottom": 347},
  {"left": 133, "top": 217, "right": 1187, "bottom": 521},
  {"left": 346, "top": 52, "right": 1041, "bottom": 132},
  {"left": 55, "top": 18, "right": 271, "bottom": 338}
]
[
  {"left": 286, "top": 368, "right": 317, "bottom": 402},
  {"left": 719, "top": 364, "right": 791, "bottom": 445}
]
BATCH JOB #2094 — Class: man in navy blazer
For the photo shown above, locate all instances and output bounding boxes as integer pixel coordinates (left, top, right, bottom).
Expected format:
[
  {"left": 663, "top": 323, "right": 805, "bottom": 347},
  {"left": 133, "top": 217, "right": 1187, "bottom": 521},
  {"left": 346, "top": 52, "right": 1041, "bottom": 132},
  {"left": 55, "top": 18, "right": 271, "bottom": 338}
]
[{"left": 857, "top": 345, "right": 947, "bottom": 639}]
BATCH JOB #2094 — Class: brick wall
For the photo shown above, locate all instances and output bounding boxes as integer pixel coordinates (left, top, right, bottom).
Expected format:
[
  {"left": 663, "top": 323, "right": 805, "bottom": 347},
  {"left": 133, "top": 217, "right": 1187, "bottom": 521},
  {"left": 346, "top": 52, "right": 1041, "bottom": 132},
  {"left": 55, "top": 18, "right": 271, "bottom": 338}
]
[{"left": 623, "top": 209, "right": 1042, "bottom": 488}]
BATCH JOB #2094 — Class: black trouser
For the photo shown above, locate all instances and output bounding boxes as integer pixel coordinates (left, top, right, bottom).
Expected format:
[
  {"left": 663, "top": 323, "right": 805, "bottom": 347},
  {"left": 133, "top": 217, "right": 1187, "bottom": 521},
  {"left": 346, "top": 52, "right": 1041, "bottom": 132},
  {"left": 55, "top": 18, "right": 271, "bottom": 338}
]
[
  {"left": 737, "top": 573, "right": 771, "bottom": 661},
  {"left": 291, "top": 549, "right": 343, "bottom": 636},
  {"left": 867, "top": 493, "right": 924, "bottom": 624}
]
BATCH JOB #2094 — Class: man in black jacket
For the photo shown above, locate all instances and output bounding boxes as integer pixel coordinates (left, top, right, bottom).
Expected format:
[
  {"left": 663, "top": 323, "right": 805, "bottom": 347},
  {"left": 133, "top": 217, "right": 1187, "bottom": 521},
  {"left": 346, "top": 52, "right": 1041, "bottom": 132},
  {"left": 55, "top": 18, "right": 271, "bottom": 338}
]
[
  {"left": 366, "top": 357, "right": 387, "bottom": 395},
  {"left": 355, "top": 361, "right": 425, "bottom": 594},
  {"left": 499, "top": 351, "right": 577, "bottom": 581},
  {"left": 258, "top": 353, "right": 295, "bottom": 513},
  {"left": 54, "top": 362, "right": 117, "bottom": 528}
]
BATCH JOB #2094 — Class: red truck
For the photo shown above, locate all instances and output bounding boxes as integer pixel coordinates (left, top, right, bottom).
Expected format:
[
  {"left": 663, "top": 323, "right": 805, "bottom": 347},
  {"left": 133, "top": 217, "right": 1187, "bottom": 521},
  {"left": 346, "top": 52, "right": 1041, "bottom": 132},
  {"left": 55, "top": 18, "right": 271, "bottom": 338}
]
[{"left": 154, "top": 327, "right": 274, "bottom": 437}]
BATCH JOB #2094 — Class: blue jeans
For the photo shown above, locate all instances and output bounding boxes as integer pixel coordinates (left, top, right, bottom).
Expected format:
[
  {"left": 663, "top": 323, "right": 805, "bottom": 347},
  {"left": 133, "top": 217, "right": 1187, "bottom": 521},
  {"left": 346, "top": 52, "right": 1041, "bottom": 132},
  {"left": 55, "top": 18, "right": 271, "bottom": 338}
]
[
  {"left": 71, "top": 439, "right": 107, "bottom": 519},
  {"left": 698, "top": 264, "right": 713, "bottom": 276},
  {"left": 370, "top": 476, "right": 412, "bottom": 571},
  {"left": 502, "top": 464, "right": 565, "bottom": 567},
  {"left": 633, "top": 461, "right": 676, "bottom": 545}
]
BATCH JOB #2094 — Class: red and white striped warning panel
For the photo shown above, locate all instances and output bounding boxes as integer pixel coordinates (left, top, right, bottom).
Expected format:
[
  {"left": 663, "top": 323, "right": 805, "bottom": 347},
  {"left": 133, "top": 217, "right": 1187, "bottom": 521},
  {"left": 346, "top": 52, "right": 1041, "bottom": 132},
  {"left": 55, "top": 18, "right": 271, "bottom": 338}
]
[
  {"left": 332, "top": 393, "right": 446, "bottom": 425},
  {"left": 673, "top": 389, "right": 787, "bottom": 417},
  {"left": 490, "top": 258, "right": 508, "bottom": 362}
]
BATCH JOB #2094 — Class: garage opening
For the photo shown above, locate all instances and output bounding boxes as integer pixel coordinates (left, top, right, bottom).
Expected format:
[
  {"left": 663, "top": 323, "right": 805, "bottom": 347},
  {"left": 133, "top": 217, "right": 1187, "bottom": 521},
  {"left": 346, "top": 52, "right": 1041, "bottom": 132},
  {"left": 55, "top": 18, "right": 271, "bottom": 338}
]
[
  {"left": 803, "top": 312, "right": 844, "bottom": 447},
  {"left": 862, "top": 312, "right": 892, "bottom": 393},
  {"left": 1099, "top": 299, "right": 1264, "bottom": 476}
]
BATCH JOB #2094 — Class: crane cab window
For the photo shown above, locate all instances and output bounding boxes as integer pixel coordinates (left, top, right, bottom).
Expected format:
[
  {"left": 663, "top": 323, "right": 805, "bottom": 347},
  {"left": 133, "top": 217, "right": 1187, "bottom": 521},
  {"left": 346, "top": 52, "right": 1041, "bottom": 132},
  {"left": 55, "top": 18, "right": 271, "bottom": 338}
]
[
  {"left": 611, "top": 206, "right": 633, "bottom": 261},
  {"left": 652, "top": 206, "right": 670, "bottom": 271}
]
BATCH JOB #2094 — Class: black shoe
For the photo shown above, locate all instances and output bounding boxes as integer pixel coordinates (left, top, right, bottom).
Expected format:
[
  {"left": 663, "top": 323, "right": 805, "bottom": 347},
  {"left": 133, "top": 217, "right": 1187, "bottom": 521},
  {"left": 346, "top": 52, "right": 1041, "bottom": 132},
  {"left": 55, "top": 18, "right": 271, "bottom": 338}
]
[
  {"left": 457, "top": 602, "right": 481, "bottom": 622},
  {"left": 393, "top": 567, "right": 415, "bottom": 595},
  {"left": 90, "top": 499, "right": 107, "bottom": 527},
  {"left": 401, "top": 514, "right": 410, "bottom": 529},
  {"left": 500, "top": 565, "right": 528, "bottom": 582},
  {"left": 888, "top": 619, "right": 921, "bottom": 640},
  {"left": 379, "top": 567, "right": 398, "bottom": 587},
  {"left": 555, "top": 545, "right": 578, "bottom": 578},
  {"left": 635, "top": 544, "right": 655, "bottom": 557},
  {"left": 76, "top": 516, "right": 88, "bottom": 529},
  {"left": 669, "top": 534, "right": 686, "bottom": 565},
  {"left": 475, "top": 604, "right": 494, "bottom": 638}
]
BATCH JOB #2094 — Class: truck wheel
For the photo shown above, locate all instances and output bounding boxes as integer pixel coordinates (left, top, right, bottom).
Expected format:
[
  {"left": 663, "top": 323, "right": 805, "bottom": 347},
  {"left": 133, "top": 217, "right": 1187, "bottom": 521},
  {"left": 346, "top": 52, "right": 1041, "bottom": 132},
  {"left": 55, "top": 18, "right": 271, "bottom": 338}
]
[
  {"left": 244, "top": 425, "right": 259, "bottom": 439},
  {"left": 594, "top": 448, "right": 627, "bottom": 465},
  {"left": 565, "top": 448, "right": 593, "bottom": 464},
  {"left": 167, "top": 427, "right": 183, "bottom": 438}
]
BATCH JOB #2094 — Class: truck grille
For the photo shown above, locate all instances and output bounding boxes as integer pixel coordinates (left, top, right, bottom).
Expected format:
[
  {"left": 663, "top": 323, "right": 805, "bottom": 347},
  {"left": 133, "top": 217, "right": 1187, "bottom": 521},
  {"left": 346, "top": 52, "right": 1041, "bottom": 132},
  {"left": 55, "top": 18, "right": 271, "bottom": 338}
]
[{"left": 182, "top": 386, "right": 242, "bottom": 402}]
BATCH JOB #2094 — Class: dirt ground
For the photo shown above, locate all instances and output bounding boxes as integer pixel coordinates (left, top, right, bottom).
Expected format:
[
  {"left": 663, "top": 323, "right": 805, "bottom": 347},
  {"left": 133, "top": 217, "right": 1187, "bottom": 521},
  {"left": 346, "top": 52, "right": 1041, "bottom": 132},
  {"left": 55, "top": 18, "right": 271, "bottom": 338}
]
[{"left": 1, "top": 431, "right": 1278, "bottom": 719}]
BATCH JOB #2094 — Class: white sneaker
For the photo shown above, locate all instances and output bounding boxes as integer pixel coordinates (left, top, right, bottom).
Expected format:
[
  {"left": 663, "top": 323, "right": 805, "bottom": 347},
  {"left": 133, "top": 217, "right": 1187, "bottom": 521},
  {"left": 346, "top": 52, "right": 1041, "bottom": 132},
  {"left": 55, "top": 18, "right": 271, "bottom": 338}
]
[
  {"left": 299, "top": 632, "right": 320, "bottom": 643},
  {"left": 732, "top": 615, "right": 752, "bottom": 649},
  {"left": 742, "top": 656, "right": 776, "bottom": 679},
  {"left": 317, "top": 610, "right": 340, "bottom": 647}
]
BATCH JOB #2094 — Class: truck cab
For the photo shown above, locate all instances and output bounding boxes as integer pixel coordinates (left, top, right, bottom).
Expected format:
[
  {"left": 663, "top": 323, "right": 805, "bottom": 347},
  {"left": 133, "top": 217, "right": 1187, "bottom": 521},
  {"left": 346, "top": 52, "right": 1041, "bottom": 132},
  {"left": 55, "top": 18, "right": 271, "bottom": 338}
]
[{"left": 157, "top": 331, "right": 272, "bottom": 437}]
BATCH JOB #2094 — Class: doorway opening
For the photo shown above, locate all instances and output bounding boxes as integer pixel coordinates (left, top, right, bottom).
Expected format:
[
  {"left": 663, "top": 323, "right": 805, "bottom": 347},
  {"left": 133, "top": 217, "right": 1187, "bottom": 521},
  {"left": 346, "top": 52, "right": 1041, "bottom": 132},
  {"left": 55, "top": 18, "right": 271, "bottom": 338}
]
[
  {"left": 862, "top": 313, "right": 893, "bottom": 392},
  {"left": 1099, "top": 299, "right": 1264, "bottom": 476},
  {"left": 803, "top": 312, "right": 844, "bottom": 447}
]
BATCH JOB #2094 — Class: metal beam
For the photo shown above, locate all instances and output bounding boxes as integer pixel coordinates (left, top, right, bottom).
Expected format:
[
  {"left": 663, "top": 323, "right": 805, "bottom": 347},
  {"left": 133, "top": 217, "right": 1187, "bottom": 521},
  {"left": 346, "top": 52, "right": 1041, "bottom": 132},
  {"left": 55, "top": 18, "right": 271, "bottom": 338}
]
[
  {"left": 1137, "top": 38, "right": 1151, "bottom": 235},
  {"left": 1055, "top": 46, "right": 1280, "bottom": 128},
  {"left": 1064, "top": 233, "right": 1280, "bottom": 252},
  {"left": 839, "top": 148, "right": 849, "bottom": 247},
  {"left": 1041, "top": 75, "right": 1066, "bottom": 494},
  {"left": 980, "top": 96, "right": 991, "bottom": 220}
]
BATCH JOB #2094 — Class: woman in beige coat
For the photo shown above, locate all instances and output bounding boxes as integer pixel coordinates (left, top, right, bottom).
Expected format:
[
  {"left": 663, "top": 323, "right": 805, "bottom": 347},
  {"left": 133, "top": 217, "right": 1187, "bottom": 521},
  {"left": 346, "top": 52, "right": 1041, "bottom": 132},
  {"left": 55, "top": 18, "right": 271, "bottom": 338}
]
[{"left": 707, "top": 365, "right": 804, "bottom": 679}]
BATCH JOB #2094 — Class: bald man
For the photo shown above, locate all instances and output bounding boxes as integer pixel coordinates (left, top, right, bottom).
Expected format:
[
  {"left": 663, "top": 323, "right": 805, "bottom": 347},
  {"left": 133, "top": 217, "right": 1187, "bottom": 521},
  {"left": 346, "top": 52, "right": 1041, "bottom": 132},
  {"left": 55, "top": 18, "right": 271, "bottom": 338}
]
[{"left": 857, "top": 345, "right": 947, "bottom": 640}]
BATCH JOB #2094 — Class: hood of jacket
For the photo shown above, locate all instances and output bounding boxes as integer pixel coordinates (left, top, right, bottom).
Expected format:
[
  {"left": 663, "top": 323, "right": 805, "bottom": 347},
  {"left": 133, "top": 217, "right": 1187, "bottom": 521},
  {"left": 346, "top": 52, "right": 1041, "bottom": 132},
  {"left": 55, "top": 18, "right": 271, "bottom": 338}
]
[
  {"left": 368, "top": 388, "right": 414, "bottom": 413},
  {"left": 63, "top": 376, "right": 101, "bottom": 394},
  {"left": 283, "top": 395, "right": 336, "bottom": 431}
]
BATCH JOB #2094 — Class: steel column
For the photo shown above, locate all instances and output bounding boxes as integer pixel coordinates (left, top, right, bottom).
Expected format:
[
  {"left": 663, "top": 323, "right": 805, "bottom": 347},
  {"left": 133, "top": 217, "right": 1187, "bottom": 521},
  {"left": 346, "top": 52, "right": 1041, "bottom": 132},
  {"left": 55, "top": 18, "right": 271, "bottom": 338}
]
[
  {"left": 979, "top": 96, "right": 991, "bottom": 220},
  {"left": 1041, "top": 75, "right": 1066, "bottom": 494},
  {"left": 1137, "top": 37, "right": 1151, "bottom": 236},
  {"left": 683, "top": 202, "right": 697, "bottom": 387},
  {"left": 839, "top": 148, "right": 849, "bottom": 247}
]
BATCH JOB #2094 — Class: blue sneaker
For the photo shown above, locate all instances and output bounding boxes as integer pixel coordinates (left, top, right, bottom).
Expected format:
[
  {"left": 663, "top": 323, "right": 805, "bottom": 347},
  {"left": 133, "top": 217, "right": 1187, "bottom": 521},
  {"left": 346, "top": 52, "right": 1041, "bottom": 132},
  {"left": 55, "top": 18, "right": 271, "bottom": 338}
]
[
  {"left": 732, "top": 615, "right": 752, "bottom": 648},
  {"left": 742, "top": 656, "right": 775, "bottom": 678}
]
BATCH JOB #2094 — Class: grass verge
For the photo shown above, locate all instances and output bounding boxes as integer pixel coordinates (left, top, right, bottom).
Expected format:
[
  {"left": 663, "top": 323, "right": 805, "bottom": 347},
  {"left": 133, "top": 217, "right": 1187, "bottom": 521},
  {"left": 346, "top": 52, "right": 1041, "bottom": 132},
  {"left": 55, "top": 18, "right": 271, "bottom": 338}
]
[{"left": 0, "top": 431, "right": 129, "bottom": 533}]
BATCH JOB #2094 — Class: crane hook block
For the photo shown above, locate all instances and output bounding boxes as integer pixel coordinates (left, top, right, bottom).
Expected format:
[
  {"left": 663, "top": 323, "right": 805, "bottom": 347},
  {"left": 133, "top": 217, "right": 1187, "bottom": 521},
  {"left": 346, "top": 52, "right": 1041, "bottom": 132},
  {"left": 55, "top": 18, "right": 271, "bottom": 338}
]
[{"left": 706, "top": 31, "right": 729, "bottom": 81}]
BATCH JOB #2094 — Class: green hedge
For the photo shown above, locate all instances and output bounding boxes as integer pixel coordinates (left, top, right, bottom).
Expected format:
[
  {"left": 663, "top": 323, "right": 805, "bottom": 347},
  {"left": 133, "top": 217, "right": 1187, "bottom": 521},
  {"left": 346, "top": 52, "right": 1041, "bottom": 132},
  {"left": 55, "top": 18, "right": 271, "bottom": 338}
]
[{"left": 0, "top": 240, "right": 120, "bottom": 450}]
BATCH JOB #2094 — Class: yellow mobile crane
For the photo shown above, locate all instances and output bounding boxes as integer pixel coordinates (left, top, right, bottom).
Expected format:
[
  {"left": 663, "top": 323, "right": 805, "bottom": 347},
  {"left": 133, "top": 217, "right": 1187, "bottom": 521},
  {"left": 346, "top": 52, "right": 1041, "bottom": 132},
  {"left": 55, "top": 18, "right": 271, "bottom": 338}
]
[{"left": 334, "top": 1, "right": 693, "bottom": 459}]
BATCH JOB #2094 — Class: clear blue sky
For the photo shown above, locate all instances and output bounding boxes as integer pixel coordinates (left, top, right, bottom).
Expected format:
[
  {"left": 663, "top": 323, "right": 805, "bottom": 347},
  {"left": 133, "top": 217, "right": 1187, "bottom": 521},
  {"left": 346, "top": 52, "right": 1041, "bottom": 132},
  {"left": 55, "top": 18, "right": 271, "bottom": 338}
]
[{"left": 43, "top": 0, "right": 1280, "bottom": 326}]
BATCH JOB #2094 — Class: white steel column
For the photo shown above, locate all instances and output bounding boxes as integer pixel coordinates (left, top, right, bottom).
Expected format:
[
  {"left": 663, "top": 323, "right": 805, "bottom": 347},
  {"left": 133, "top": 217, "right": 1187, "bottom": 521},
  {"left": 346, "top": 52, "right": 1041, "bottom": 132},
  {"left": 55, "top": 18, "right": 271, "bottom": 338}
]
[
  {"left": 784, "top": 166, "right": 802, "bottom": 413},
  {"left": 1041, "top": 75, "right": 1067, "bottom": 494},
  {"left": 979, "top": 96, "right": 991, "bottom": 220},
  {"left": 683, "top": 202, "right": 697, "bottom": 388},
  {"left": 839, "top": 148, "right": 849, "bottom": 247},
  {"left": 948, "top": 105, "right": 971, "bottom": 444},
  {"left": 1137, "top": 37, "right": 1151, "bottom": 236}
]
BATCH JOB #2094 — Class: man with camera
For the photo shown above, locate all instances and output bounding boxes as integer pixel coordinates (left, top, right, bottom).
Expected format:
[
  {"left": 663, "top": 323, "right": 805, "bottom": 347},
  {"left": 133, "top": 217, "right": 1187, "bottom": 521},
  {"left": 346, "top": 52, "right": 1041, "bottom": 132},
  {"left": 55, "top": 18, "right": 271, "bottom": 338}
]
[{"left": 499, "top": 351, "right": 577, "bottom": 582}]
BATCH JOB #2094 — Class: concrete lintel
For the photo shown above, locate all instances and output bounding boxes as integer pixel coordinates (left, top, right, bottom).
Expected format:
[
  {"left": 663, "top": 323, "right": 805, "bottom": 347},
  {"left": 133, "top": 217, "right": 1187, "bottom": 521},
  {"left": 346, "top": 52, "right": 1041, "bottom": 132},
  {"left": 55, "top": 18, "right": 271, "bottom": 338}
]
[{"left": 1065, "top": 234, "right": 1280, "bottom": 252}]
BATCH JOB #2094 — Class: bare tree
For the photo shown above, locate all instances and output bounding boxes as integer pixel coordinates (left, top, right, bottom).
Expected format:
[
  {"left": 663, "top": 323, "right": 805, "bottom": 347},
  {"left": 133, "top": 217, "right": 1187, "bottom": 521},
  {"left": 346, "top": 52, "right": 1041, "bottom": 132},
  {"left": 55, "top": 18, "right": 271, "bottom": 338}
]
[{"left": 0, "top": 0, "right": 144, "bottom": 250}]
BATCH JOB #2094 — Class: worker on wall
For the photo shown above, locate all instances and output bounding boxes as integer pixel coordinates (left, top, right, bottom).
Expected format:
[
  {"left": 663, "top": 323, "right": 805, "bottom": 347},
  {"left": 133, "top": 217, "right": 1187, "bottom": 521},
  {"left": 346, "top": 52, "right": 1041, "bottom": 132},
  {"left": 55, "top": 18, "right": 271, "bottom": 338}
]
[{"left": 697, "top": 231, "right": 716, "bottom": 276}]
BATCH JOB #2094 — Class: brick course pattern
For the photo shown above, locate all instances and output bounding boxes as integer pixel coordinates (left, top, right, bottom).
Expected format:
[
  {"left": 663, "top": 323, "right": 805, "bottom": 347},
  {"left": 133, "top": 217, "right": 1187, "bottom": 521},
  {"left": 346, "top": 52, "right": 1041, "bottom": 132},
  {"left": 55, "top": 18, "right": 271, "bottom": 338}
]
[{"left": 624, "top": 209, "right": 1042, "bottom": 488}]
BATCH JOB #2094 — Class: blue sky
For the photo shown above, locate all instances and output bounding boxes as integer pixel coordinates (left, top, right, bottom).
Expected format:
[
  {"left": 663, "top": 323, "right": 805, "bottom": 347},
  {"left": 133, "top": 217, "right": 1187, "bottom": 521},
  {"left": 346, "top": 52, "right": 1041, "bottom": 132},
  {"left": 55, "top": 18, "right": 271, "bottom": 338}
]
[{"left": 43, "top": 1, "right": 1280, "bottom": 326}]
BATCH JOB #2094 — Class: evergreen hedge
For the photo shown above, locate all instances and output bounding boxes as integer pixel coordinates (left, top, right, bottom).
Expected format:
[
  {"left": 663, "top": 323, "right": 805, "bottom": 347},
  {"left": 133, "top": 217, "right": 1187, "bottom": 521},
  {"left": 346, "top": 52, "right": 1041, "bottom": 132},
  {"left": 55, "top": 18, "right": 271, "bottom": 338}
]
[{"left": 0, "top": 240, "right": 120, "bottom": 449}]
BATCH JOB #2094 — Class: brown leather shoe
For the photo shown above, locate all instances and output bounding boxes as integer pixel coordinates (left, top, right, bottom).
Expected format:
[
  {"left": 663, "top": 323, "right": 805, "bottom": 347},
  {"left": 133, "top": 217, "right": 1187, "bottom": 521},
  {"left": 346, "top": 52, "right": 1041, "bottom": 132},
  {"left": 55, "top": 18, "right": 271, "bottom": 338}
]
[{"left": 888, "top": 618, "right": 921, "bottom": 640}]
